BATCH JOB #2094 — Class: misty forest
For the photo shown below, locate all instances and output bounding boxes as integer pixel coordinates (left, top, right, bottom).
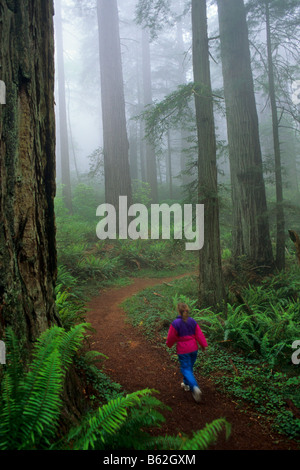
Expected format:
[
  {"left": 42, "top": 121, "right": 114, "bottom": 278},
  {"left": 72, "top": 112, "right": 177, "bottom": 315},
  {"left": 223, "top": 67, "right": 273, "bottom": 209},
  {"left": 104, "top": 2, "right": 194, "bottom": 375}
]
[{"left": 0, "top": 0, "right": 300, "bottom": 453}]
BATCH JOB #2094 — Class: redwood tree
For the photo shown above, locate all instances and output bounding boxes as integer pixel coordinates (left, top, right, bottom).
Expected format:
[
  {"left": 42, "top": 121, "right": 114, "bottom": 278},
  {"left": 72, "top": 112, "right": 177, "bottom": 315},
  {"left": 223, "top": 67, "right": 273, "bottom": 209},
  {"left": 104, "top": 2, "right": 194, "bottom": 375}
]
[
  {"left": 192, "top": 0, "right": 226, "bottom": 308},
  {"left": 265, "top": 0, "right": 285, "bottom": 269},
  {"left": 97, "top": 0, "right": 132, "bottom": 208},
  {"left": 0, "top": 1, "right": 59, "bottom": 346},
  {"left": 141, "top": 27, "right": 158, "bottom": 203},
  {"left": 217, "top": 0, "right": 274, "bottom": 268},
  {"left": 54, "top": 0, "right": 73, "bottom": 214}
]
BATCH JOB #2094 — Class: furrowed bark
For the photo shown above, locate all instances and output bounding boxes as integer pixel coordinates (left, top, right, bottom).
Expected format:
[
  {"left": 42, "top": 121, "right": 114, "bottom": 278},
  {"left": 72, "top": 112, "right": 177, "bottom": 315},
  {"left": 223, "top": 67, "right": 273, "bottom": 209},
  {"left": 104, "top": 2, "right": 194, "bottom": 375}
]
[{"left": 0, "top": 0, "right": 60, "bottom": 346}]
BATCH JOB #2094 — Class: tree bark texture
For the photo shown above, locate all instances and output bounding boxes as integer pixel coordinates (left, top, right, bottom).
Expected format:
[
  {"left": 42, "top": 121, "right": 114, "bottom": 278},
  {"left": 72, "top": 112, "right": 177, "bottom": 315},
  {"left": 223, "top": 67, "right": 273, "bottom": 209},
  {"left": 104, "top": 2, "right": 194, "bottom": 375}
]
[
  {"left": 97, "top": 0, "right": 132, "bottom": 209},
  {"left": 217, "top": 0, "right": 274, "bottom": 268},
  {"left": 192, "top": 0, "right": 226, "bottom": 309},
  {"left": 0, "top": 0, "right": 59, "bottom": 345}
]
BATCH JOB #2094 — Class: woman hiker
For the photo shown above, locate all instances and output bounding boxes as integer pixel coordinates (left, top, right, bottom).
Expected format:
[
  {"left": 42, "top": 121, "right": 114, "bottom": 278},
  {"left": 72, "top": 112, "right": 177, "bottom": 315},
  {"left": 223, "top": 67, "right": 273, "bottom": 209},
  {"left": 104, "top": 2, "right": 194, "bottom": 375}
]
[{"left": 166, "top": 302, "right": 208, "bottom": 403}]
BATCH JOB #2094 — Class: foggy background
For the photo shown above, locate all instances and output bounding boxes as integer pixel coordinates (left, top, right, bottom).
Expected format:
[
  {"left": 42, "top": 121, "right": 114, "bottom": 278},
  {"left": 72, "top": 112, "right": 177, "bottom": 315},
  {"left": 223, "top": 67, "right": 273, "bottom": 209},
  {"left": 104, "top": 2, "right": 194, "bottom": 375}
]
[{"left": 53, "top": 0, "right": 300, "bottom": 202}]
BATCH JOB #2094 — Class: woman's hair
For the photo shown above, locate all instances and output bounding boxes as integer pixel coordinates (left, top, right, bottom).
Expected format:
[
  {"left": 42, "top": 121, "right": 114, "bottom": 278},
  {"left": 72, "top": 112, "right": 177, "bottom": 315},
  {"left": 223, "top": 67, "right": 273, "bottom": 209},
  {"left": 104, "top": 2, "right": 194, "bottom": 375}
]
[{"left": 177, "top": 302, "right": 189, "bottom": 316}]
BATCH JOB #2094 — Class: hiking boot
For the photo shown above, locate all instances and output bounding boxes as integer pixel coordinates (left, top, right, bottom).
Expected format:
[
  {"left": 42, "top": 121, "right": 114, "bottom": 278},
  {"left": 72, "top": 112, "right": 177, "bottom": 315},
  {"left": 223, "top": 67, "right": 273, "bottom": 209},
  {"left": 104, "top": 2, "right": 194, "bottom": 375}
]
[
  {"left": 181, "top": 382, "right": 190, "bottom": 392},
  {"left": 192, "top": 386, "right": 202, "bottom": 403}
]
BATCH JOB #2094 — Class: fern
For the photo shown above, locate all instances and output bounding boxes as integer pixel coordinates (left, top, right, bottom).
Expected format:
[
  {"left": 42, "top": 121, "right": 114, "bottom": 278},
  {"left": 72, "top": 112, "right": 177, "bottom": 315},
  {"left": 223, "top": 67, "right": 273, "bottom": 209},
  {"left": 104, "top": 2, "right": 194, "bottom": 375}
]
[
  {"left": 68, "top": 388, "right": 155, "bottom": 450},
  {"left": 181, "top": 418, "right": 231, "bottom": 450},
  {"left": 101, "top": 393, "right": 170, "bottom": 450},
  {"left": 55, "top": 287, "right": 87, "bottom": 330},
  {"left": 0, "top": 325, "right": 230, "bottom": 451},
  {"left": 55, "top": 323, "right": 88, "bottom": 371},
  {"left": 56, "top": 265, "right": 78, "bottom": 291},
  {"left": 68, "top": 389, "right": 230, "bottom": 451},
  {"left": 18, "top": 349, "right": 63, "bottom": 449},
  {"left": 1, "top": 328, "right": 24, "bottom": 399},
  {"left": 0, "top": 323, "right": 89, "bottom": 450},
  {"left": 83, "top": 350, "right": 108, "bottom": 366}
]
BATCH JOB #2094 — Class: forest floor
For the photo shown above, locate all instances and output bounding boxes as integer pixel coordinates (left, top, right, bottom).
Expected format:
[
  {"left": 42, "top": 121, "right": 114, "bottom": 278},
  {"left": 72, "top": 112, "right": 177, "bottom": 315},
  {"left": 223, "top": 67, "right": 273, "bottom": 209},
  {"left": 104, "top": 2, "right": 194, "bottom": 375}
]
[{"left": 86, "top": 273, "right": 299, "bottom": 451}]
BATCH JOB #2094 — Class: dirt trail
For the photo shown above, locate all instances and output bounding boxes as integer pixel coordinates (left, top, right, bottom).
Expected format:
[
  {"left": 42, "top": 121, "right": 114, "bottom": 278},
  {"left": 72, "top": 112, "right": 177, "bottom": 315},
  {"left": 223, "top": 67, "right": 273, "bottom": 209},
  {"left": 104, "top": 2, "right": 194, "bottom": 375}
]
[{"left": 86, "top": 275, "right": 298, "bottom": 450}]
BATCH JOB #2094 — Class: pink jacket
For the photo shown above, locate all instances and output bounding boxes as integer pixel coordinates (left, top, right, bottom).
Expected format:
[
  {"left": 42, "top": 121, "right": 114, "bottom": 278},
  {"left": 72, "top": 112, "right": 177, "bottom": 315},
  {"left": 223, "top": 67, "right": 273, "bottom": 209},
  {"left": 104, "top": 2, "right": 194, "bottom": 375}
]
[{"left": 166, "top": 316, "right": 208, "bottom": 355}]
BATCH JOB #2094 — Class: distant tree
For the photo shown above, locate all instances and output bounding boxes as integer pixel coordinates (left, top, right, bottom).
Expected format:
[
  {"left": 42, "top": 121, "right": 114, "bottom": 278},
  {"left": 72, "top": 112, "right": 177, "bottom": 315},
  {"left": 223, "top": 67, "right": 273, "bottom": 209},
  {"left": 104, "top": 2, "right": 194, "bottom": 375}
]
[
  {"left": 135, "top": 0, "right": 226, "bottom": 308},
  {"left": 0, "top": 1, "right": 60, "bottom": 346},
  {"left": 97, "top": 0, "right": 132, "bottom": 208},
  {"left": 216, "top": 0, "right": 274, "bottom": 269},
  {"left": 166, "top": 129, "right": 173, "bottom": 198},
  {"left": 141, "top": 27, "right": 158, "bottom": 203},
  {"left": 247, "top": 0, "right": 300, "bottom": 268},
  {"left": 128, "top": 121, "right": 139, "bottom": 181},
  {"left": 265, "top": 0, "right": 285, "bottom": 269},
  {"left": 54, "top": 0, "right": 73, "bottom": 214},
  {"left": 192, "top": 0, "right": 226, "bottom": 308},
  {"left": 176, "top": 14, "right": 193, "bottom": 188}
]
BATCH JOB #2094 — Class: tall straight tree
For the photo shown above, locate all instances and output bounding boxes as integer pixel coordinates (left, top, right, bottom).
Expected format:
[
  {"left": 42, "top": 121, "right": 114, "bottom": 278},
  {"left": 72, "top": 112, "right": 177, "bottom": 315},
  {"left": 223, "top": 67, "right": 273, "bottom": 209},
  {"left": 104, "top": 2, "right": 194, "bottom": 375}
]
[
  {"left": 176, "top": 16, "right": 191, "bottom": 188},
  {"left": 265, "top": 0, "right": 285, "bottom": 269},
  {"left": 97, "top": 0, "right": 132, "bottom": 208},
  {"left": 217, "top": 0, "right": 274, "bottom": 268},
  {"left": 54, "top": 0, "right": 72, "bottom": 214},
  {"left": 0, "top": 1, "right": 59, "bottom": 345},
  {"left": 247, "top": 0, "right": 300, "bottom": 268},
  {"left": 141, "top": 27, "right": 158, "bottom": 203},
  {"left": 192, "top": 0, "right": 225, "bottom": 308}
]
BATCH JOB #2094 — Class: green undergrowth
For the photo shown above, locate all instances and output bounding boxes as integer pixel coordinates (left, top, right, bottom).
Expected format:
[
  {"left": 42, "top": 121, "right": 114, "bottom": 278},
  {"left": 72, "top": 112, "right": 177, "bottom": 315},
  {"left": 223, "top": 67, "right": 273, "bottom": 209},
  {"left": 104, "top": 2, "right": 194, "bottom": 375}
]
[
  {"left": 55, "top": 183, "right": 197, "bottom": 290},
  {"left": 122, "top": 273, "right": 300, "bottom": 443},
  {"left": 0, "top": 323, "right": 230, "bottom": 450},
  {"left": 43, "top": 185, "right": 233, "bottom": 449},
  {"left": 54, "top": 183, "right": 197, "bottom": 331}
]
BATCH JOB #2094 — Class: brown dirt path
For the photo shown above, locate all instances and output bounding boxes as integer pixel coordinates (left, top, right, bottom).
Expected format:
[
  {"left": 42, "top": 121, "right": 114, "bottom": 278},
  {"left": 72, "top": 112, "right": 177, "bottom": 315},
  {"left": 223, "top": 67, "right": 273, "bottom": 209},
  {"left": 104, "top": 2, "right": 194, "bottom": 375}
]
[{"left": 86, "top": 275, "right": 298, "bottom": 450}]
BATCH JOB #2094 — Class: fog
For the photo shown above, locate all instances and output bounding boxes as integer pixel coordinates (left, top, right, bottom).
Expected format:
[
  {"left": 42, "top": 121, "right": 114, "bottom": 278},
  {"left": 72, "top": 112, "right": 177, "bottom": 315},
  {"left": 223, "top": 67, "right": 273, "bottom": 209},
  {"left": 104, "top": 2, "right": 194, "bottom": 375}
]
[
  {"left": 54, "top": 0, "right": 226, "bottom": 183},
  {"left": 53, "top": 0, "right": 300, "bottom": 204}
]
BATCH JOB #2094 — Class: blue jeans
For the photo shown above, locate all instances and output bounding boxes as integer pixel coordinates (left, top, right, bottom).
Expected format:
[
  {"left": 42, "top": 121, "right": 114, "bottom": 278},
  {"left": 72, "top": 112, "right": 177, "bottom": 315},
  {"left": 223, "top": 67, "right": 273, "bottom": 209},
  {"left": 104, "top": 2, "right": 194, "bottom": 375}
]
[{"left": 178, "top": 350, "right": 198, "bottom": 390}]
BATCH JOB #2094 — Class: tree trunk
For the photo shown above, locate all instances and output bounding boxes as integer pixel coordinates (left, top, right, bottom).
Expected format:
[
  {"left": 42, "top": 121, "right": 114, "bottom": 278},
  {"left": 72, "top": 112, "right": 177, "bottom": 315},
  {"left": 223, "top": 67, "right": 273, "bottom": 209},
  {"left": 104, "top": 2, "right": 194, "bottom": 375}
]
[
  {"left": 192, "top": 0, "right": 226, "bottom": 309},
  {"left": 141, "top": 27, "right": 158, "bottom": 203},
  {"left": 217, "top": 0, "right": 274, "bottom": 269},
  {"left": 54, "top": 0, "right": 72, "bottom": 213},
  {"left": 129, "top": 121, "right": 138, "bottom": 181},
  {"left": 0, "top": 0, "right": 59, "bottom": 346},
  {"left": 265, "top": 0, "right": 285, "bottom": 270},
  {"left": 166, "top": 130, "right": 173, "bottom": 198},
  {"left": 176, "top": 16, "right": 192, "bottom": 188},
  {"left": 139, "top": 120, "right": 146, "bottom": 182},
  {"left": 97, "top": 0, "right": 132, "bottom": 208},
  {"left": 135, "top": 40, "right": 146, "bottom": 182}
]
